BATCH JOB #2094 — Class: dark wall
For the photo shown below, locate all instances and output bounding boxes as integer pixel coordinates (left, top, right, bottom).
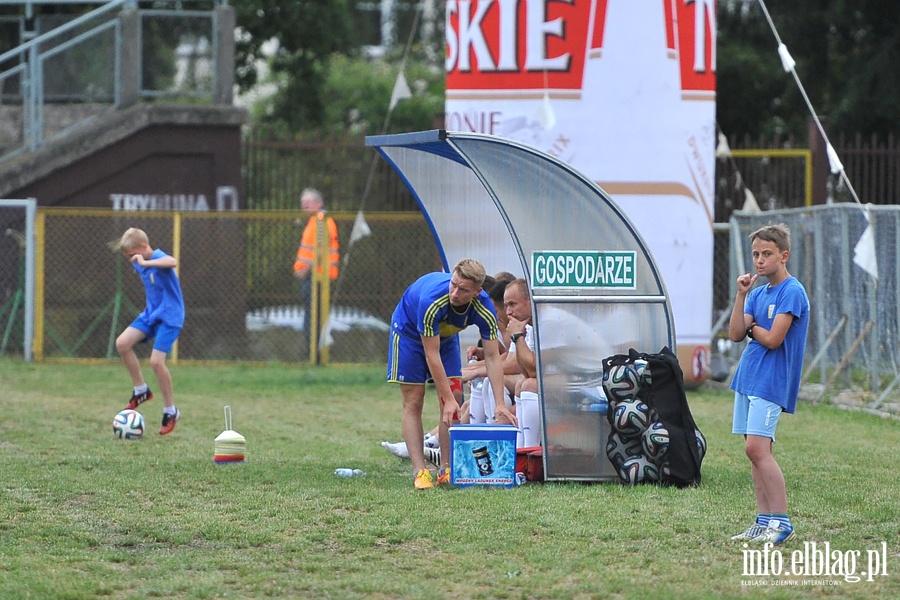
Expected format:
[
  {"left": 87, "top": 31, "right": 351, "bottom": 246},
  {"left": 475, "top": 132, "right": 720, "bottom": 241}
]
[{"left": 13, "top": 123, "right": 243, "bottom": 211}]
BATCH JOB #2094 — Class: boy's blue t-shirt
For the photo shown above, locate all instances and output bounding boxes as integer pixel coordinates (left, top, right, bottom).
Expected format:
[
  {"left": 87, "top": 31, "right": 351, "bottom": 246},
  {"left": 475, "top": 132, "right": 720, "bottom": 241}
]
[
  {"left": 731, "top": 276, "right": 810, "bottom": 413},
  {"left": 133, "top": 248, "right": 185, "bottom": 327},
  {"left": 391, "top": 272, "right": 499, "bottom": 344}
]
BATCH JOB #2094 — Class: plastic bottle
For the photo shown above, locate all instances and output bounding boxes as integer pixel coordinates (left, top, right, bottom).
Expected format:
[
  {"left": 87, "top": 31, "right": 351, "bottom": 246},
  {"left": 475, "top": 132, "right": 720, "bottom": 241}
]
[{"left": 334, "top": 468, "right": 366, "bottom": 477}]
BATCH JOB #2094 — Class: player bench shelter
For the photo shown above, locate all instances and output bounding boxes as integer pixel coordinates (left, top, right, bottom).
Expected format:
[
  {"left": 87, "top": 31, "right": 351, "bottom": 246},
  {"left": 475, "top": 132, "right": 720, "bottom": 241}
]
[{"left": 366, "top": 130, "right": 675, "bottom": 482}]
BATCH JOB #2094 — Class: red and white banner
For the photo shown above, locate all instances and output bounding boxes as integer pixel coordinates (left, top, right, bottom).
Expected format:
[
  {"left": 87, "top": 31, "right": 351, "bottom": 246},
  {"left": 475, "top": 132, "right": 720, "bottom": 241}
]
[{"left": 446, "top": 0, "right": 717, "bottom": 379}]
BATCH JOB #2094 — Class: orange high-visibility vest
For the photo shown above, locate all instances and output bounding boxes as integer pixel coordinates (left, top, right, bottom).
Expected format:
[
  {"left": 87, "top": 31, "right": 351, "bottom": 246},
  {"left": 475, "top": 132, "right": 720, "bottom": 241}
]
[{"left": 294, "top": 211, "right": 339, "bottom": 280}]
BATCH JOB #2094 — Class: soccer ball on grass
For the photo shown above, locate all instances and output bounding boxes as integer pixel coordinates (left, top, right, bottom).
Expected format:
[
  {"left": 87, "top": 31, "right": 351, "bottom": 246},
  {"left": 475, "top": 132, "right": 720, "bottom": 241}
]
[
  {"left": 618, "top": 454, "right": 660, "bottom": 485},
  {"left": 113, "top": 409, "right": 145, "bottom": 440}
]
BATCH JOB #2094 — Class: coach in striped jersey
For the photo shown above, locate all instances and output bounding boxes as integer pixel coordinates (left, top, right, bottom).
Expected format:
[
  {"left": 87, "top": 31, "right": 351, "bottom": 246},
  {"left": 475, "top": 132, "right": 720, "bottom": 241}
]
[{"left": 387, "top": 258, "right": 517, "bottom": 490}]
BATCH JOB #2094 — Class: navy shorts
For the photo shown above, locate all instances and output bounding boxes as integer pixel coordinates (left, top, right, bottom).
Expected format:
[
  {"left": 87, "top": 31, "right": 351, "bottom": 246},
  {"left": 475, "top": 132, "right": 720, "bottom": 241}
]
[{"left": 386, "top": 330, "right": 462, "bottom": 384}]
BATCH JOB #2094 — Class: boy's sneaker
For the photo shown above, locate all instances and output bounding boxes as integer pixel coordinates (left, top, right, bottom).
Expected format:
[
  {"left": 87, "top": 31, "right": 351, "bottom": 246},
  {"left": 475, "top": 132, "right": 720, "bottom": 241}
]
[
  {"left": 414, "top": 468, "right": 434, "bottom": 490},
  {"left": 159, "top": 409, "right": 181, "bottom": 435},
  {"left": 125, "top": 388, "right": 153, "bottom": 410},
  {"left": 424, "top": 446, "right": 442, "bottom": 468},
  {"left": 730, "top": 524, "right": 767, "bottom": 541},
  {"left": 437, "top": 467, "right": 451, "bottom": 486},
  {"left": 751, "top": 520, "right": 795, "bottom": 546}
]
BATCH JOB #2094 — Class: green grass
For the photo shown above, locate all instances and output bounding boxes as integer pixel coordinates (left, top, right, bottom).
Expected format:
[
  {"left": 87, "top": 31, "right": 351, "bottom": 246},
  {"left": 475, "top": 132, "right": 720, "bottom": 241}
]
[{"left": 1, "top": 359, "right": 898, "bottom": 599}]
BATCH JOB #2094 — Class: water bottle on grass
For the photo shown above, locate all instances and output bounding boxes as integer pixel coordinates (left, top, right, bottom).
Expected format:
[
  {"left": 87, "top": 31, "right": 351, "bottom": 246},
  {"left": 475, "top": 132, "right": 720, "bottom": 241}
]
[{"left": 334, "top": 468, "right": 366, "bottom": 477}]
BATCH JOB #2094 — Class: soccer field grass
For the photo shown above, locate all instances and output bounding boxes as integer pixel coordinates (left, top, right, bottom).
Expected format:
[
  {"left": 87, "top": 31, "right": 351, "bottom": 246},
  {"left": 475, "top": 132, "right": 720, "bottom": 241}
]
[{"left": 1, "top": 359, "right": 897, "bottom": 599}]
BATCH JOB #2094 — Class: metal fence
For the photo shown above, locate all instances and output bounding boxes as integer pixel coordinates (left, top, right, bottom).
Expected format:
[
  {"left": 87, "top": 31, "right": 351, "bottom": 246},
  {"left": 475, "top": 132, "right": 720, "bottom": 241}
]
[
  {"left": 4, "top": 202, "right": 900, "bottom": 409},
  {"left": 727, "top": 204, "right": 900, "bottom": 404},
  {"left": 0, "top": 208, "right": 442, "bottom": 363},
  {"left": 242, "top": 136, "right": 418, "bottom": 213}
]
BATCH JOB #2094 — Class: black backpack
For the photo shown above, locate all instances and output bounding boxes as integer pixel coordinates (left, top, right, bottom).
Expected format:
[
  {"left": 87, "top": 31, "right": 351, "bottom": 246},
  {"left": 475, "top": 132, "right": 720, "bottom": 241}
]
[{"left": 602, "top": 346, "right": 705, "bottom": 487}]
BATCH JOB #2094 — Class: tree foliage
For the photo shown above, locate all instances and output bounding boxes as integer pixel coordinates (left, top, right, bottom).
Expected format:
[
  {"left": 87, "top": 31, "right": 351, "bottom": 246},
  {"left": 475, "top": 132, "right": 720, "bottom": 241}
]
[
  {"left": 233, "top": 1, "right": 362, "bottom": 134},
  {"left": 320, "top": 54, "right": 444, "bottom": 137},
  {"left": 717, "top": 0, "right": 900, "bottom": 141},
  {"left": 234, "top": 1, "right": 444, "bottom": 138}
]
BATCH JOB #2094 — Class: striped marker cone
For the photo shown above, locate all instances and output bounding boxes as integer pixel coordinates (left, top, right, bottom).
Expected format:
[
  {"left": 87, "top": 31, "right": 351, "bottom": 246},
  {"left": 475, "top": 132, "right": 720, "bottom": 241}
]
[{"left": 214, "top": 405, "right": 246, "bottom": 464}]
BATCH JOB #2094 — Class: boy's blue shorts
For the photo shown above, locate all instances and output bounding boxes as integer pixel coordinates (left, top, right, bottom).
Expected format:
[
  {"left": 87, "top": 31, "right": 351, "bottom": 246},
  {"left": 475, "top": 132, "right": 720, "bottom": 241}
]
[
  {"left": 732, "top": 392, "right": 783, "bottom": 442},
  {"left": 386, "top": 330, "right": 462, "bottom": 384},
  {"left": 131, "top": 316, "right": 182, "bottom": 354}
]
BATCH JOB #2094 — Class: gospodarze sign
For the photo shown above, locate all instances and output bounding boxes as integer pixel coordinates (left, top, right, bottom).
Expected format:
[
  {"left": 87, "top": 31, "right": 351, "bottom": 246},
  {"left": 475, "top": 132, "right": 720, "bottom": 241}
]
[{"left": 532, "top": 251, "right": 635, "bottom": 289}]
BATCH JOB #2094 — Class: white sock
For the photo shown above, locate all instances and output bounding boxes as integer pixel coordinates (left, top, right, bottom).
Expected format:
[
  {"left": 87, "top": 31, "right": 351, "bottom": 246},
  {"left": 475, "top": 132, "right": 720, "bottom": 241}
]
[
  {"left": 518, "top": 391, "right": 541, "bottom": 447},
  {"left": 134, "top": 383, "right": 148, "bottom": 395},
  {"left": 469, "top": 379, "right": 485, "bottom": 423},
  {"left": 381, "top": 441, "right": 410, "bottom": 458},
  {"left": 483, "top": 379, "right": 496, "bottom": 422},
  {"left": 163, "top": 405, "right": 177, "bottom": 416},
  {"left": 423, "top": 434, "right": 439, "bottom": 449}
]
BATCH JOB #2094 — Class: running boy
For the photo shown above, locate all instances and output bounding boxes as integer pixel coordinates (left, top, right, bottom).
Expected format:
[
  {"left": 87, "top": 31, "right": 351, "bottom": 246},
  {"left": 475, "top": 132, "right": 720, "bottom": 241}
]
[
  {"left": 728, "top": 223, "right": 809, "bottom": 545},
  {"left": 114, "top": 228, "right": 185, "bottom": 435}
]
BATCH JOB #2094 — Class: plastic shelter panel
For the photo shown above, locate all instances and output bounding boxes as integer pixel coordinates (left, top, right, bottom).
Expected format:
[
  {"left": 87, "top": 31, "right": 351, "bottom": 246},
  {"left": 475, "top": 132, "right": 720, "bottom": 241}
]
[
  {"left": 535, "top": 301, "right": 672, "bottom": 480},
  {"left": 368, "top": 140, "right": 523, "bottom": 276}
]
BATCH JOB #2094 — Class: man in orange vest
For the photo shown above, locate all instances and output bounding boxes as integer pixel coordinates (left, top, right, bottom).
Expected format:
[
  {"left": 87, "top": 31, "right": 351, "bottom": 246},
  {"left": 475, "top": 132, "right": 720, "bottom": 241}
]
[{"left": 293, "top": 188, "right": 339, "bottom": 348}]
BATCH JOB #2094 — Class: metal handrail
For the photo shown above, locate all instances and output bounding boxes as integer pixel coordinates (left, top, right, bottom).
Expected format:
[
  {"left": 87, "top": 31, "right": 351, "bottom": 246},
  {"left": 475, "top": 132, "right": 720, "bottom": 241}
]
[
  {"left": 0, "top": 1, "right": 130, "bottom": 66},
  {"left": 0, "top": 1, "right": 230, "bottom": 67},
  {"left": 0, "top": 0, "right": 229, "bottom": 159}
]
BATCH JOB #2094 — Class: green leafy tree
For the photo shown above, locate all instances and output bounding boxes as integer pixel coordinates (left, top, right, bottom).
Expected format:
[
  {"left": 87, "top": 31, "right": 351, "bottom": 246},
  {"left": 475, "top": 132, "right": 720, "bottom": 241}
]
[
  {"left": 320, "top": 53, "right": 444, "bottom": 137},
  {"left": 234, "top": 1, "right": 361, "bottom": 134},
  {"left": 235, "top": 1, "right": 444, "bottom": 138},
  {"left": 717, "top": 0, "right": 900, "bottom": 140}
]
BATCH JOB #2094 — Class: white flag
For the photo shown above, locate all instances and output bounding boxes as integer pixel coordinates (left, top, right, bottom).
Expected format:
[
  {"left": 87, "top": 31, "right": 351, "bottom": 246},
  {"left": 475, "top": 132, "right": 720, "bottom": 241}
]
[
  {"left": 535, "top": 91, "right": 556, "bottom": 130},
  {"left": 742, "top": 188, "right": 761, "bottom": 213},
  {"left": 826, "top": 142, "right": 844, "bottom": 174},
  {"left": 853, "top": 207, "right": 878, "bottom": 280},
  {"left": 715, "top": 131, "right": 732, "bottom": 158},
  {"left": 389, "top": 70, "right": 412, "bottom": 111},
  {"left": 349, "top": 210, "right": 371, "bottom": 245},
  {"left": 777, "top": 43, "right": 795, "bottom": 72}
]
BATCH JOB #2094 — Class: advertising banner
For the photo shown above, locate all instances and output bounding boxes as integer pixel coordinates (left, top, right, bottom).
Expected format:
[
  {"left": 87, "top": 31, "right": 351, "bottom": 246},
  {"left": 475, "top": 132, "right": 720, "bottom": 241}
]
[{"left": 445, "top": 0, "right": 716, "bottom": 383}]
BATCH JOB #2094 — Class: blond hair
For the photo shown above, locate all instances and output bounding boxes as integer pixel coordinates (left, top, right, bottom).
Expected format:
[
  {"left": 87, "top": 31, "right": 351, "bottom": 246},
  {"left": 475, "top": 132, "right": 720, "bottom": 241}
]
[
  {"left": 115, "top": 227, "right": 149, "bottom": 251},
  {"left": 452, "top": 258, "right": 486, "bottom": 287}
]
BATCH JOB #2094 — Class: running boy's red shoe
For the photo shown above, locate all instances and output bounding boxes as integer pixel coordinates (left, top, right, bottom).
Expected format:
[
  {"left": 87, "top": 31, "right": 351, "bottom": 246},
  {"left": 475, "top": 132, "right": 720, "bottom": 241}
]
[
  {"left": 125, "top": 388, "right": 153, "bottom": 410},
  {"left": 159, "top": 409, "right": 181, "bottom": 435}
]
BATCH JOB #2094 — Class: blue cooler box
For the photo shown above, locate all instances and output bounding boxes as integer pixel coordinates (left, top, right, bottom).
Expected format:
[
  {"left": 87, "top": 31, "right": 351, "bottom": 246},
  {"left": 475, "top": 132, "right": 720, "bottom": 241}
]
[{"left": 450, "top": 424, "right": 518, "bottom": 487}]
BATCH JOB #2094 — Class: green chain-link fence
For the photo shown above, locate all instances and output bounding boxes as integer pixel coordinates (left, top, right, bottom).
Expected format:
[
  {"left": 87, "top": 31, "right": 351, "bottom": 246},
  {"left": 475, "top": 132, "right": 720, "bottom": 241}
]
[{"left": 34, "top": 208, "right": 442, "bottom": 364}]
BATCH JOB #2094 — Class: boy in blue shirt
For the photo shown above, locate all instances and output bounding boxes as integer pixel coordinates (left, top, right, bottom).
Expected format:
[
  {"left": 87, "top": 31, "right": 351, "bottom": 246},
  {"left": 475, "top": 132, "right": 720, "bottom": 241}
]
[
  {"left": 388, "top": 258, "right": 516, "bottom": 490},
  {"left": 728, "top": 223, "right": 810, "bottom": 545},
  {"left": 114, "top": 228, "right": 185, "bottom": 435}
]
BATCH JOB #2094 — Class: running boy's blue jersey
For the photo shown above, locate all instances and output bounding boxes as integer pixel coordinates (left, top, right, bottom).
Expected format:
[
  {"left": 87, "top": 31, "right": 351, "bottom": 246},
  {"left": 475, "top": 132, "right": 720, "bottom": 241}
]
[
  {"left": 731, "top": 276, "right": 809, "bottom": 413},
  {"left": 133, "top": 248, "right": 185, "bottom": 327},
  {"left": 391, "top": 272, "right": 499, "bottom": 342}
]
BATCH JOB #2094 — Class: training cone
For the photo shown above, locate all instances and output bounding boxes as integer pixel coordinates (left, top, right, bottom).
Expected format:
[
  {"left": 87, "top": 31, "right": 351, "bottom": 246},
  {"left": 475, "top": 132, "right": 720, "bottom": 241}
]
[{"left": 214, "top": 405, "right": 246, "bottom": 464}]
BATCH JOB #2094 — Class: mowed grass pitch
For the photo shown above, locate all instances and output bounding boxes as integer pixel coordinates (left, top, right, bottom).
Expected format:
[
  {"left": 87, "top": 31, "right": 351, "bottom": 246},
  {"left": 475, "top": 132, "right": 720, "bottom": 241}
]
[{"left": 1, "top": 359, "right": 897, "bottom": 599}]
